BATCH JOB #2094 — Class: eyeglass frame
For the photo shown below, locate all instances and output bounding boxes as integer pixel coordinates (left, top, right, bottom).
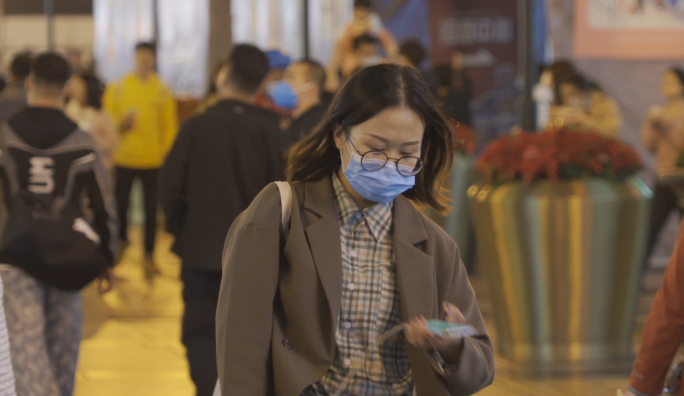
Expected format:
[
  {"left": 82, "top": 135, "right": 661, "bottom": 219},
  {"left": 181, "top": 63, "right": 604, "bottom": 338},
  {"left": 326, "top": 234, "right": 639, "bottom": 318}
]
[{"left": 344, "top": 133, "right": 425, "bottom": 176}]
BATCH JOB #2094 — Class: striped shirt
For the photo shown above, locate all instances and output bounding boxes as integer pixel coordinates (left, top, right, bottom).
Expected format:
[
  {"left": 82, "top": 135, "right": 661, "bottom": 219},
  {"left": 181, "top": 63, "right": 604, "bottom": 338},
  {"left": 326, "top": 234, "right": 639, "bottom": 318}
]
[{"left": 302, "top": 174, "right": 412, "bottom": 395}]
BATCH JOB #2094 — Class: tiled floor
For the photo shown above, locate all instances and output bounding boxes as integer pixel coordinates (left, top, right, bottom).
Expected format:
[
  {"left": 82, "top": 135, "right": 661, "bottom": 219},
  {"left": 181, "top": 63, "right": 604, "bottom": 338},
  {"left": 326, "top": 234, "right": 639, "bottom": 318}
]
[
  {"left": 75, "top": 229, "right": 193, "bottom": 396},
  {"left": 75, "top": 228, "right": 661, "bottom": 396}
]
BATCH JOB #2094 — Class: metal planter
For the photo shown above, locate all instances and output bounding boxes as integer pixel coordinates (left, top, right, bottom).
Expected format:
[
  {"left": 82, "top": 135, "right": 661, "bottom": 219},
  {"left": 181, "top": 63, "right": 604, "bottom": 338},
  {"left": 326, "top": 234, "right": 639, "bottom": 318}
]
[
  {"left": 468, "top": 177, "right": 652, "bottom": 375},
  {"left": 420, "top": 154, "right": 477, "bottom": 266}
]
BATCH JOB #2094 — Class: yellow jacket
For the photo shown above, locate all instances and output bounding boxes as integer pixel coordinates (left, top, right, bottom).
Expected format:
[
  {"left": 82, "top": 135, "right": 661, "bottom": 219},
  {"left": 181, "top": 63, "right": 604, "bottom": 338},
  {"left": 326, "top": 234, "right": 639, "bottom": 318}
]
[{"left": 103, "top": 73, "right": 178, "bottom": 169}]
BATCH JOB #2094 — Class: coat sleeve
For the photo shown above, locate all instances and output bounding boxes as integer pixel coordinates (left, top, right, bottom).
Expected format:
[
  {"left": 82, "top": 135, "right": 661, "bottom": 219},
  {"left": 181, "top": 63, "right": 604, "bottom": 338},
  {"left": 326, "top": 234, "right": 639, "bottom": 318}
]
[
  {"left": 216, "top": 184, "right": 281, "bottom": 395},
  {"left": 437, "top": 248, "right": 495, "bottom": 395},
  {"left": 629, "top": 220, "right": 684, "bottom": 396},
  {"left": 160, "top": 123, "right": 193, "bottom": 236},
  {"left": 160, "top": 84, "right": 179, "bottom": 157}
]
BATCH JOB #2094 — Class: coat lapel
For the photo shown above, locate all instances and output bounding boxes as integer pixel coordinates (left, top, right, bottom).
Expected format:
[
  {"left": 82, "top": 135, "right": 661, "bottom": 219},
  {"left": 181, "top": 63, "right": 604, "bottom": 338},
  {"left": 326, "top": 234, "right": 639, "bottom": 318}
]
[
  {"left": 393, "top": 197, "right": 436, "bottom": 321},
  {"left": 302, "top": 178, "right": 343, "bottom": 340}
]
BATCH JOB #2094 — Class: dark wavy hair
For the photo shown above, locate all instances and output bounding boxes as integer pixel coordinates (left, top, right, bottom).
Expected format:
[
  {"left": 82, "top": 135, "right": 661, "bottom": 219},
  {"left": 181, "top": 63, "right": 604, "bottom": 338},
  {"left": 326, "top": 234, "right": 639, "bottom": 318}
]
[
  {"left": 78, "top": 73, "right": 105, "bottom": 110},
  {"left": 286, "top": 63, "right": 454, "bottom": 212}
]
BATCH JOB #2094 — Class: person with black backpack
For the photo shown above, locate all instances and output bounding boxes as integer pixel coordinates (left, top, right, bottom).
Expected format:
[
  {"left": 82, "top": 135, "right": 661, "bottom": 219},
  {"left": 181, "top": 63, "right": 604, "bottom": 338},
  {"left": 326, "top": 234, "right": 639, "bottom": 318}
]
[{"left": 0, "top": 52, "right": 117, "bottom": 396}]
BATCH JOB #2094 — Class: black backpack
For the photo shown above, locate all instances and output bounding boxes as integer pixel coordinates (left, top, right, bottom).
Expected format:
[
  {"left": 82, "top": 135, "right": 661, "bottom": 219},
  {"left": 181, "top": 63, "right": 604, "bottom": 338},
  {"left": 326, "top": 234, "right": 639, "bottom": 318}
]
[{"left": 0, "top": 126, "right": 109, "bottom": 290}]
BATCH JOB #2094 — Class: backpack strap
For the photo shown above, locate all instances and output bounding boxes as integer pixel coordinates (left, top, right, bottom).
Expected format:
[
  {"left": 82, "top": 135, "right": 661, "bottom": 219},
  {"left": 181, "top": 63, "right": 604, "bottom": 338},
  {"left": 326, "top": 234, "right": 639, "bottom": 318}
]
[{"left": 0, "top": 123, "right": 20, "bottom": 195}]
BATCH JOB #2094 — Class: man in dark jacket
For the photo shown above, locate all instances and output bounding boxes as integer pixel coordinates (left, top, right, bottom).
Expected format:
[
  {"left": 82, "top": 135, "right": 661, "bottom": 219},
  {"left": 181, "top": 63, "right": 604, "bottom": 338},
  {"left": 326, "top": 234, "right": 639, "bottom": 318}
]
[
  {"left": 0, "top": 52, "right": 31, "bottom": 124},
  {"left": 282, "top": 59, "right": 328, "bottom": 142},
  {"left": 0, "top": 52, "right": 116, "bottom": 396},
  {"left": 160, "top": 44, "right": 287, "bottom": 396}
]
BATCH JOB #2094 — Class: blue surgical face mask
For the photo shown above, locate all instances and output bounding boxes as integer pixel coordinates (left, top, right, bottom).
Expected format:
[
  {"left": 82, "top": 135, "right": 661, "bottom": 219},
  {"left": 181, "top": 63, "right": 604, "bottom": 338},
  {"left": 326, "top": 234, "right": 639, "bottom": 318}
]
[
  {"left": 342, "top": 140, "right": 415, "bottom": 203},
  {"left": 268, "top": 81, "right": 297, "bottom": 110}
]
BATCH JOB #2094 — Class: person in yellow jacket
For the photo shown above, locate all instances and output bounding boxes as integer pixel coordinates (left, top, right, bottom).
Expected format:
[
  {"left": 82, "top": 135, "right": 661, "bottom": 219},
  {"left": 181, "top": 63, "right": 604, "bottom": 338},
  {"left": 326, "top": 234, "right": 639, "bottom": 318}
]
[{"left": 103, "top": 42, "right": 178, "bottom": 278}]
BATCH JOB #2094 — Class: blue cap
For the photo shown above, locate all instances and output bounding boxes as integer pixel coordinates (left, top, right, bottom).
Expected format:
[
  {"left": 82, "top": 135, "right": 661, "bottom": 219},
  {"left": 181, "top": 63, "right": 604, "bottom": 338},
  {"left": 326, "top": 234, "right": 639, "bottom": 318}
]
[{"left": 266, "top": 50, "right": 292, "bottom": 70}]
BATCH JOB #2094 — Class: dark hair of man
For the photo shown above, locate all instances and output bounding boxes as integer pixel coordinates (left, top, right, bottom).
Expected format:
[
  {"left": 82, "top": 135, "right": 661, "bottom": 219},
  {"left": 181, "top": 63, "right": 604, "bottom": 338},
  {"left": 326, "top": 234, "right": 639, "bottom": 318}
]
[
  {"left": 32, "top": 52, "right": 71, "bottom": 92},
  {"left": 299, "top": 59, "right": 326, "bottom": 90},
  {"left": 399, "top": 40, "right": 427, "bottom": 68},
  {"left": 354, "top": 0, "right": 372, "bottom": 9},
  {"left": 135, "top": 42, "right": 157, "bottom": 53},
  {"left": 79, "top": 73, "right": 105, "bottom": 110},
  {"left": 226, "top": 44, "right": 270, "bottom": 94},
  {"left": 10, "top": 52, "right": 32, "bottom": 81},
  {"left": 353, "top": 34, "right": 380, "bottom": 51},
  {"left": 287, "top": 63, "right": 454, "bottom": 212}
]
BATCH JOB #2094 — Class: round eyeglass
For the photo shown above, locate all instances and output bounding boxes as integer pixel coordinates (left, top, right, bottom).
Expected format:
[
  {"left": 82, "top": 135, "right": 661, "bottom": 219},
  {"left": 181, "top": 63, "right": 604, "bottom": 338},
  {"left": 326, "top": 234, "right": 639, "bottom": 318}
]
[{"left": 347, "top": 136, "right": 424, "bottom": 176}]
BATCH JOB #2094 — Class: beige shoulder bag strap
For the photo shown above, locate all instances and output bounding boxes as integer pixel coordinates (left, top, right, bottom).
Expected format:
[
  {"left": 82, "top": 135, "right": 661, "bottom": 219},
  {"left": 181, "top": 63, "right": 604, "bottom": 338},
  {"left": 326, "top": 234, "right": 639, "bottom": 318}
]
[{"left": 213, "top": 182, "right": 291, "bottom": 396}]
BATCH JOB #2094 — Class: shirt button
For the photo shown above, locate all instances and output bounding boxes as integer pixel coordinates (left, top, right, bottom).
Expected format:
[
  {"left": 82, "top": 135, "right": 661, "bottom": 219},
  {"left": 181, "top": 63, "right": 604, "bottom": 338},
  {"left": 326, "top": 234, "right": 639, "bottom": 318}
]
[
  {"left": 343, "top": 322, "right": 352, "bottom": 330},
  {"left": 355, "top": 212, "right": 363, "bottom": 220},
  {"left": 343, "top": 358, "right": 351, "bottom": 367},
  {"left": 350, "top": 250, "right": 357, "bottom": 258},
  {"left": 348, "top": 283, "right": 356, "bottom": 291}
]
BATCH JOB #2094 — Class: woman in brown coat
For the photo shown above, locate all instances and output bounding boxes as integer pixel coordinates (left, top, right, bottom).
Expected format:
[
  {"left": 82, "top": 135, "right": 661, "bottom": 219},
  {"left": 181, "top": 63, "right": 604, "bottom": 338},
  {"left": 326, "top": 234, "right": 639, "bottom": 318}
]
[{"left": 216, "top": 64, "right": 494, "bottom": 396}]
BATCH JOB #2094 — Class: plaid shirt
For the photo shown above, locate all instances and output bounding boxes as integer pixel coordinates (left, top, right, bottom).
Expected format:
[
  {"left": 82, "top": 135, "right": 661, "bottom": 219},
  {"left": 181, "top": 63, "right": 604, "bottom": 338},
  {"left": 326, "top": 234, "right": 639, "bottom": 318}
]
[{"left": 302, "top": 174, "right": 413, "bottom": 396}]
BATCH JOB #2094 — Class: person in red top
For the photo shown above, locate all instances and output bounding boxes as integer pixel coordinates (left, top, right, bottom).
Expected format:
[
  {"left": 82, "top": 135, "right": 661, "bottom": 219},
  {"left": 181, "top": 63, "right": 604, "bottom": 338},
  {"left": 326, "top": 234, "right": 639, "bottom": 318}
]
[{"left": 627, "top": 219, "right": 684, "bottom": 396}]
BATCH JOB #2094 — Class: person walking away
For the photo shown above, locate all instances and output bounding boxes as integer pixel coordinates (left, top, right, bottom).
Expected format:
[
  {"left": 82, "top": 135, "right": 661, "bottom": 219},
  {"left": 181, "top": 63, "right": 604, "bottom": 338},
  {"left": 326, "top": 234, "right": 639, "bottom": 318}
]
[
  {"left": 0, "top": 52, "right": 32, "bottom": 124},
  {"left": 625, "top": 218, "right": 684, "bottom": 396},
  {"left": 103, "top": 42, "right": 178, "bottom": 278},
  {"left": 161, "top": 44, "right": 287, "bottom": 396},
  {"left": 642, "top": 68, "right": 684, "bottom": 269},
  {"left": 432, "top": 53, "right": 473, "bottom": 128},
  {"left": 216, "top": 63, "right": 494, "bottom": 395},
  {"left": 66, "top": 73, "right": 118, "bottom": 171},
  {"left": 274, "top": 59, "right": 327, "bottom": 142},
  {"left": 0, "top": 52, "right": 116, "bottom": 396}
]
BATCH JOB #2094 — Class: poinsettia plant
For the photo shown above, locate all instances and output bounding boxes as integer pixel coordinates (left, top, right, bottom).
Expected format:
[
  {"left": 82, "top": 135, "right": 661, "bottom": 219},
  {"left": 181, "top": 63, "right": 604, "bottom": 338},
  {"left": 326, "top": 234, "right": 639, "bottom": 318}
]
[
  {"left": 477, "top": 128, "right": 643, "bottom": 184},
  {"left": 446, "top": 118, "right": 476, "bottom": 155}
]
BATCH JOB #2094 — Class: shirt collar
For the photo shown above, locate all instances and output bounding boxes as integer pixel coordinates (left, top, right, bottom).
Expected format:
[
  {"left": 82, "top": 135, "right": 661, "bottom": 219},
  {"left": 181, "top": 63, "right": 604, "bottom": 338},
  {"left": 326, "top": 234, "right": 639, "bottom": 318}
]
[{"left": 332, "top": 173, "right": 393, "bottom": 242}]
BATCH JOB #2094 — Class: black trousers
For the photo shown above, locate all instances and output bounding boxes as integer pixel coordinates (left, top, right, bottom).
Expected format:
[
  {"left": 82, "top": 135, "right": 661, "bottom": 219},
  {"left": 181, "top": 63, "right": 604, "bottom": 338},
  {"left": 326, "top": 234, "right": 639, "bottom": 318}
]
[
  {"left": 115, "top": 166, "right": 158, "bottom": 255},
  {"left": 646, "top": 183, "right": 684, "bottom": 266},
  {"left": 181, "top": 265, "right": 222, "bottom": 396}
]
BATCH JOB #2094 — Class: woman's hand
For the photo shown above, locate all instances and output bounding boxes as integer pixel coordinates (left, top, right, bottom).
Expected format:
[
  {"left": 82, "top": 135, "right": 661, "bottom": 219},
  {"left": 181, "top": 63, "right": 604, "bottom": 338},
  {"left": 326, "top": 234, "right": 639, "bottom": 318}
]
[{"left": 405, "top": 302, "right": 467, "bottom": 354}]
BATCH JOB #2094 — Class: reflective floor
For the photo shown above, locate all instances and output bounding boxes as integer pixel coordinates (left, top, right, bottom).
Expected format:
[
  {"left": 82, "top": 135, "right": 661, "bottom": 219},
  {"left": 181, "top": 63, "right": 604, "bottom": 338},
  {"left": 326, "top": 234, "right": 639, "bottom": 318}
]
[{"left": 74, "top": 227, "right": 660, "bottom": 396}]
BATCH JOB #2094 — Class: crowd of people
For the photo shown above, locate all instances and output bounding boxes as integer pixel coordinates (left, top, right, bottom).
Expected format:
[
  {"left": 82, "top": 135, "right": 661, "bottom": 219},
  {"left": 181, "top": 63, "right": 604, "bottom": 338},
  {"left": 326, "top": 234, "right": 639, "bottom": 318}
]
[{"left": 0, "top": 1, "right": 482, "bottom": 395}]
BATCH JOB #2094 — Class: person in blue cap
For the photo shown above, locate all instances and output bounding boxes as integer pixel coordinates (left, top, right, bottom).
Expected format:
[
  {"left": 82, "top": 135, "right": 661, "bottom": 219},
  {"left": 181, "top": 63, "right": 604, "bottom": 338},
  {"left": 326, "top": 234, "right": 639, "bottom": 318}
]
[{"left": 255, "top": 49, "right": 293, "bottom": 114}]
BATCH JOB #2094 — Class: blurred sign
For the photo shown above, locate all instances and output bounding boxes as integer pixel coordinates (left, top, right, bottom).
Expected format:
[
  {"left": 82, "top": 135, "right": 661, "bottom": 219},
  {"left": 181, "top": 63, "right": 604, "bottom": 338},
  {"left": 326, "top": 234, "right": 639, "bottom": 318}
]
[
  {"left": 232, "top": 0, "right": 306, "bottom": 59},
  {"left": 156, "top": 0, "right": 209, "bottom": 99},
  {"left": 575, "top": 0, "right": 684, "bottom": 59},
  {"left": 428, "top": 0, "right": 518, "bottom": 149},
  {"left": 93, "top": 0, "right": 155, "bottom": 83}
]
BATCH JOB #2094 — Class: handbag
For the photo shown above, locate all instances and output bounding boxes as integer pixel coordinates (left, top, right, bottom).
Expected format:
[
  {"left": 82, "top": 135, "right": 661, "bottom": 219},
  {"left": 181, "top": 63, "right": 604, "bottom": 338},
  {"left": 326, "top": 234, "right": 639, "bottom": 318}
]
[
  {"left": 214, "top": 181, "right": 292, "bottom": 396},
  {"left": 0, "top": 126, "right": 109, "bottom": 291}
]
